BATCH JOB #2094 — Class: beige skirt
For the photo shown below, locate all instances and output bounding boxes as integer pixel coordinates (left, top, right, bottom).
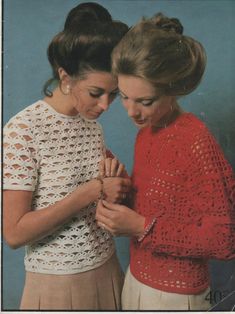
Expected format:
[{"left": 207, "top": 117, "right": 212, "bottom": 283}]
[
  {"left": 122, "top": 267, "right": 211, "bottom": 311},
  {"left": 20, "top": 253, "right": 124, "bottom": 310}
]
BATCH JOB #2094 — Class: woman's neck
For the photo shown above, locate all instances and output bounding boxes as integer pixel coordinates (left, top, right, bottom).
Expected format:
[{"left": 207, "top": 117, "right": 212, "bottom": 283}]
[
  {"left": 44, "top": 87, "right": 78, "bottom": 116},
  {"left": 152, "top": 102, "right": 184, "bottom": 131}
]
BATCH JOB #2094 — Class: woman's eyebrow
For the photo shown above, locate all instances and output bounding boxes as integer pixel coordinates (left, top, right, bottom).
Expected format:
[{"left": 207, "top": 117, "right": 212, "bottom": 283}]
[
  {"left": 88, "top": 86, "right": 104, "bottom": 91},
  {"left": 136, "top": 96, "right": 156, "bottom": 101},
  {"left": 88, "top": 86, "right": 119, "bottom": 93},
  {"left": 119, "top": 89, "right": 156, "bottom": 101}
]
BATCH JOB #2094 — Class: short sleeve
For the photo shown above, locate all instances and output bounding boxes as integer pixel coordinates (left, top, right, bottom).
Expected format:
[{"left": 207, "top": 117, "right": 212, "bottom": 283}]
[{"left": 3, "top": 118, "right": 38, "bottom": 191}]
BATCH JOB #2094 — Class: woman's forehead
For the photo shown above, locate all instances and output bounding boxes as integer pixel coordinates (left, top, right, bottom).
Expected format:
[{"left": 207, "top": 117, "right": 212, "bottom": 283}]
[
  {"left": 118, "top": 75, "right": 157, "bottom": 97},
  {"left": 77, "top": 71, "right": 118, "bottom": 90}
]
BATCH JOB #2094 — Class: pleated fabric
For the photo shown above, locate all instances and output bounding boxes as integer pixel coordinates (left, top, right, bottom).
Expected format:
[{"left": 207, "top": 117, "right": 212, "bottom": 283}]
[
  {"left": 122, "top": 267, "right": 211, "bottom": 310},
  {"left": 20, "top": 253, "right": 124, "bottom": 310}
]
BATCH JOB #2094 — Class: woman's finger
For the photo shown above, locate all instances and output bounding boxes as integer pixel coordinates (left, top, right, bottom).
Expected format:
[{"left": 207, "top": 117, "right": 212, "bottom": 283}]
[
  {"left": 96, "top": 210, "right": 114, "bottom": 228},
  {"left": 97, "top": 200, "right": 115, "bottom": 218},
  {"left": 116, "top": 163, "right": 125, "bottom": 177},
  {"left": 110, "top": 158, "right": 118, "bottom": 177},
  {"left": 99, "top": 160, "right": 105, "bottom": 177},
  {"left": 104, "top": 158, "right": 112, "bottom": 177},
  {"left": 102, "top": 199, "right": 124, "bottom": 211},
  {"left": 97, "top": 221, "right": 115, "bottom": 235},
  {"left": 98, "top": 222, "right": 106, "bottom": 230}
]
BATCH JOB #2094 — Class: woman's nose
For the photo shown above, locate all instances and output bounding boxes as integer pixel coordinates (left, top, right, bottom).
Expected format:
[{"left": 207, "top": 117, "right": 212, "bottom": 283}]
[
  {"left": 98, "top": 95, "right": 110, "bottom": 111},
  {"left": 126, "top": 101, "right": 140, "bottom": 118}
]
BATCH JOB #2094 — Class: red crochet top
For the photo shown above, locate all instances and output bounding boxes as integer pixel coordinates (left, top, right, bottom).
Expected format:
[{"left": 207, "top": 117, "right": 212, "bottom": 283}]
[{"left": 130, "top": 113, "right": 235, "bottom": 294}]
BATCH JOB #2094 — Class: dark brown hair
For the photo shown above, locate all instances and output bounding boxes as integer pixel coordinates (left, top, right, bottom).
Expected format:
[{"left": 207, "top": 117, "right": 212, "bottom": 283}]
[
  {"left": 64, "top": 2, "right": 112, "bottom": 30},
  {"left": 44, "top": 2, "right": 128, "bottom": 96}
]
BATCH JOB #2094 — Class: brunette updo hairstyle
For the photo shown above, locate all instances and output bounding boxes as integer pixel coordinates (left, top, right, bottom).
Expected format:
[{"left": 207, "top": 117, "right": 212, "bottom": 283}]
[
  {"left": 112, "top": 13, "right": 206, "bottom": 96},
  {"left": 44, "top": 2, "right": 128, "bottom": 96}
]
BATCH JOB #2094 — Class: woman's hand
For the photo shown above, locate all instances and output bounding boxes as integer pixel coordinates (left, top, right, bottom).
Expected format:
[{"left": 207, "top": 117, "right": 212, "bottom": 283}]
[
  {"left": 102, "top": 177, "right": 131, "bottom": 203},
  {"left": 96, "top": 199, "right": 145, "bottom": 237},
  {"left": 99, "top": 157, "right": 126, "bottom": 177}
]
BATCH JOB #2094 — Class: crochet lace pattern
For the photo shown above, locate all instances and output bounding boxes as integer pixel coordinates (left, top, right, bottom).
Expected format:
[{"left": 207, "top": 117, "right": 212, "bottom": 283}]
[
  {"left": 3, "top": 101, "right": 115, "bottom": 274},
  {"left": 130, "top": 113, "right": 235, "bottom": 294}
]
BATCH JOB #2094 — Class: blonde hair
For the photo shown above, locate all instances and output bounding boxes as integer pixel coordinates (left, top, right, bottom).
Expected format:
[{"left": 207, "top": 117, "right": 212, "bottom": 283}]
[{"left": 112, "top": 13, "right": 206, "bottom": 96}]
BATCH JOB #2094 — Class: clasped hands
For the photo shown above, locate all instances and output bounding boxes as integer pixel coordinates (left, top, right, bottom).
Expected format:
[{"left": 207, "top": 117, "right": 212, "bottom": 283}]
[
  {"left": 99, "top": 157, "right": 131, "bottom": 204},
  {"left": 96, "top": 157, "right": 145, "bottom": 237}
]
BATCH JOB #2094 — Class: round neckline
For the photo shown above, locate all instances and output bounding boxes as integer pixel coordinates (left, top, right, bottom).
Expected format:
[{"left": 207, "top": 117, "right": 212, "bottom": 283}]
[
  {"left": 148, "top": 112, "right": 192, "bottom": 135},
  {"left": 39, "top": 100, "right": 81, "bottom": 119}
]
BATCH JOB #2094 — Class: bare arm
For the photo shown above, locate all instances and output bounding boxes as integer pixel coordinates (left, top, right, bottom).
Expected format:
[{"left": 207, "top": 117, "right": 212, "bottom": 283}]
[
  {"left": 3, "top": 119, "right": 131, "bottom": 249},
  {"left": 3, "top": 179, "right": 100, "bottom": 249},
  {"left": 3, "top": 176, "right": 131, "bottom": 249}
]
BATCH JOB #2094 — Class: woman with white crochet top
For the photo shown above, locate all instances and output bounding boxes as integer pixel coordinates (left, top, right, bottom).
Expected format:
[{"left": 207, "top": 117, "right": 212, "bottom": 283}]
[{"left": 3, "top": 2, "right": 129, "bottom": 310}]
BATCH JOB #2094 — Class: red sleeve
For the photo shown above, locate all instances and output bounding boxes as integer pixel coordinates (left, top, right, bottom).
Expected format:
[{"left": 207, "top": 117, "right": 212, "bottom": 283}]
[{"left": 140, "top": 129, "right": 235, "bottom": 260}]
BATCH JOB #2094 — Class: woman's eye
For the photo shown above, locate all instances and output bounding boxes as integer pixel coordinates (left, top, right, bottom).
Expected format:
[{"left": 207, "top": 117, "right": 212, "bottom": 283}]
[
  {"left": 141, "top": 100, "right": 154, "bottom": 106},
  {"left": 89, "top": 92, "right": 102, "bottom": 98},
  {"left": 141, "top": 97, "right": 160, "bottom": 106}
]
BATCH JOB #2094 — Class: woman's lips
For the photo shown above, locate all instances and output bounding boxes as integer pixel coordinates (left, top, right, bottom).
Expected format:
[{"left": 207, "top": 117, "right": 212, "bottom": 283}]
[
  {"left": 133, "top": 119, "right": 147, "bottom": 124},
  {"left": 90, "top": 110, "right": 103, "bottom": 117}
]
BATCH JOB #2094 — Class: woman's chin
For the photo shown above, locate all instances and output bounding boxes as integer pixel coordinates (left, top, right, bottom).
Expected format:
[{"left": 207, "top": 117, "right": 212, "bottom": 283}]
[{"left": 133, "top": 119, "right": 148, "bottom": 128}]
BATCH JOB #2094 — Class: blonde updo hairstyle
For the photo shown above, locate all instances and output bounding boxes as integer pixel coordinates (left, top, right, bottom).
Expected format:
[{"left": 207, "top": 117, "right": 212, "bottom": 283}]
[{"left": 112, "top": 13, "right": 206, "bottom": 96}]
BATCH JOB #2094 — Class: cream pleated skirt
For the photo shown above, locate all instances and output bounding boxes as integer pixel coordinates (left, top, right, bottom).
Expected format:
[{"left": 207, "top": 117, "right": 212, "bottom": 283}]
[
  {"left": 122, "top": 267, "right": 211, "bottom": 310},
  {"left": 20, "top": 253, "right": 124, "bottom": 310}
]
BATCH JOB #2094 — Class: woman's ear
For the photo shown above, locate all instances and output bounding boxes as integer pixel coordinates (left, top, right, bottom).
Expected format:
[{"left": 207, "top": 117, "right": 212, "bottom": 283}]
[
  {"left": 58, "top": 68, "right": 73, "bottom": 95},
  {"left": 58, "top": 68, "right": 71, "bottom": 84}
]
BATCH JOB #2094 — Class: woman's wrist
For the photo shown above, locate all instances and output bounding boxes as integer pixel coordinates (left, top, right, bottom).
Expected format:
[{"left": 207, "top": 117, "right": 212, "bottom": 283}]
[
  {"left": 94, "top": 176, "right": 105, "bottom": 200},
  {"left": 134, "top": 215, "right": 145, "bottom": 238},
  {"left": 72, "top": 179, "right": 101, "bottom": 206},
  {"left": 79, "top": 179, "right": 101, "bottom": 203},
  {"left": 137, "top": 216, "right": 157, "bottom": 242}
]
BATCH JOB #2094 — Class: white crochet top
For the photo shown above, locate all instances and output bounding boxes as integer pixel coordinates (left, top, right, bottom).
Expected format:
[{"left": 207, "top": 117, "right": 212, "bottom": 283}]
[{"left": 3, "top": 100, "right": 115, "bottom": 274}]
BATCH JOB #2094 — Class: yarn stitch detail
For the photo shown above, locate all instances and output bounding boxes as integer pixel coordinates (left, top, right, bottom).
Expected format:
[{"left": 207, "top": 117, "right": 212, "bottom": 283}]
[
  {"left": 3, "top": 100, "right": 115, "bottom": 274},
  {"left": 130, "top": 113, "right": 235, "bottom": 294}
]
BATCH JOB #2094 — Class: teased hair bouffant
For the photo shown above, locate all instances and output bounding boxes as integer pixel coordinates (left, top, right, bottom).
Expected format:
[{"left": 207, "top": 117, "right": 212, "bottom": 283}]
[
  {"left": 112, "top": 13, "right": 206, "bottom": 96},
  {"left": 44, "top": 2, "right": 128, "bottom": 96}
]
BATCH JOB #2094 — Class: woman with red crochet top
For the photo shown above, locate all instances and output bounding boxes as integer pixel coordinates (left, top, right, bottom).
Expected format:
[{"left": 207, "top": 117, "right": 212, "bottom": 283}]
[{"left": 96, "top": 13, "right": 235, "bottom": 310}]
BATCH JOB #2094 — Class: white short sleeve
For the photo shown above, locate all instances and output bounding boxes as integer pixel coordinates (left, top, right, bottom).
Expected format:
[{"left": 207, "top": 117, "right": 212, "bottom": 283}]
[{"left": 3, "top": 117, "right": 38, "bottom": 191}]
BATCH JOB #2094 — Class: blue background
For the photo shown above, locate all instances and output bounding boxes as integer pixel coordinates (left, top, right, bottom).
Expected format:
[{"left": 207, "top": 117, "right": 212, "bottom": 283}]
[{"left": 2, "top": 0, "right": 235, "bottom": 310}]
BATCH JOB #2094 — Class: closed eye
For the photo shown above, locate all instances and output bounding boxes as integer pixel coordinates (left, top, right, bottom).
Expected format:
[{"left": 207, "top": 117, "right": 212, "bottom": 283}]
[
  {"left": 89, "top": 92, "right": 102, "bottom": 98},
  {"left": 119, "top": 90, "right": 160, "bottom": 106},
  {"left": 139, "top": 96, "right": 160, "bottom": 107},
  {"left": 89, "top": 89, "right": 119, "bottom": 99},
  {"left": 140, "top": 100, "right": 154, "bottom": 106}
]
